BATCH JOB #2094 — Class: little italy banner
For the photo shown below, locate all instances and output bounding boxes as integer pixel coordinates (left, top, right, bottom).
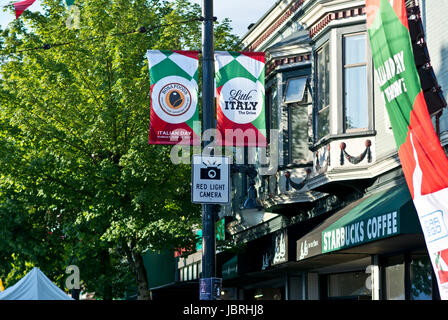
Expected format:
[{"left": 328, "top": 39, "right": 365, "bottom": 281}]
[
  {"left": 367, "top": 0, "right": 448, "bottom": 299},
  {"left": 147, "top": 50, "right": 200, "bottom": 145},
  {"left": 215, "top": 51, "right": 267, "bottom": 147}
]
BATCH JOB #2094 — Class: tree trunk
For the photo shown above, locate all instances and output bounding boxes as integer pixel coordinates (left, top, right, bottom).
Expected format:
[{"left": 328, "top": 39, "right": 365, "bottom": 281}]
[
  {"left": 132, "top": 251, "right": 151, "bottom": 300},
  {"left": 122, "top": 242, "right": 151, "bottom": 300}
]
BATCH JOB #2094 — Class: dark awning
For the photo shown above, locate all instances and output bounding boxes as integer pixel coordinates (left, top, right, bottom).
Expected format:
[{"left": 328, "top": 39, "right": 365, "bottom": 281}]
[
  {"left": 222, "top": 255, "right": 238, "bottom": 280},
  {"left": 297, "top": 183, "right": 422, "bottom": 261}
]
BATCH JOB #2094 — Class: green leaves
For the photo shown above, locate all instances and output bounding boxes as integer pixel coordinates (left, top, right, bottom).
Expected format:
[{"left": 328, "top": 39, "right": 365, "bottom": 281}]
[{"left": 0, "top": 0, "right": 239, "bottom": 299}]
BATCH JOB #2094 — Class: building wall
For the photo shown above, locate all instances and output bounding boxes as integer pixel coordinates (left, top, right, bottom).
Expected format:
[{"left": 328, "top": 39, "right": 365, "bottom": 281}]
[
  {"left": 220, "top": 0, "right": 441, "bottom": 301},
  {"left": 420, "top": 0, "right": 448, "bottom": 133}
]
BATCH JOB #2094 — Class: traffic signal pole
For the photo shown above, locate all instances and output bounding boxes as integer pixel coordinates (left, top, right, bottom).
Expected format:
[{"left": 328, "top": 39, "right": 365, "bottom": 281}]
[{"left": 200, "top": 0, "right": 216, "bottom": 300}]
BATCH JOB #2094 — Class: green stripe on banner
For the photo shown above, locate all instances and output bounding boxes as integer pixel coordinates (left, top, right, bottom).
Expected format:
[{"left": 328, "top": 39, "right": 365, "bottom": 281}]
[
  {"left": 215, "top": 60, "right": 258, "bottom": 88},
  {"left": 149, "top": 59, "right": 194, "bottom": 83},
  {"left": 368, "top": 0, "right": 420, "bottom": 148}
]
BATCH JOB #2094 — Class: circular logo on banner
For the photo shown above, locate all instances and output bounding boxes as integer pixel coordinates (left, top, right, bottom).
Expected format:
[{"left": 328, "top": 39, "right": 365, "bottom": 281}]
[
  {"left": 152, "top": 76, "right": 197, "bottom": 124},
  {"left": 219, "top": 77, "right": 263, "bottom": 124}
]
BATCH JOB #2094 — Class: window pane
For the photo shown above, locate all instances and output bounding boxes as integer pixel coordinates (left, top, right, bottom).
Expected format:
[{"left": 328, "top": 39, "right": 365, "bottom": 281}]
[
  {"left": 271, "top": 87, "right": 278, "bottom": 130},
  {"left": 345, "top": 34, "right": 366, "bottom": 65},
  {"left": 285, "top": 77, "right": 307, "bottom": 103},
  {"left": 344, "top": 65, "right": 368, "bottom": 130},
  {"left": 318, "top": 107, "right": 329, "bottom": 139},
  {"left": 318, "top": 44, "right": 330, "bottom": 110},
  {"left": 439, "top": 108, "right": 448, "bottom": 134},
  {"left": 290, "top": 104, "right": 310, "bottom": 162},
  {"left": 316, "top": 43, "right": 330, "bottom": 140},
  {"left": 328, "top": 271, "right": 371, "bottom": 298},
  {"left": 410, "top": 254, "right": 432, "bottom": 300},
  {"left": 385, "top": 260, "right": 405, "bottom": 300}
]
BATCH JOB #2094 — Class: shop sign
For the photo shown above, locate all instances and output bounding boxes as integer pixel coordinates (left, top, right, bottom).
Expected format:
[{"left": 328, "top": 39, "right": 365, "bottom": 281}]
[
  {"left": 262, "top": 230, "right": 288, "bottom": 269},
  {"left": 272, "top": 231, "right": 287, "bottom": 265},
  {"left": 298, "top": 239, "right": 319, "bottom": 261},
  {"left": 261, "top": 253, "right": 270, "bottom": 270},
  {"left": 322, "top": 211, "right": 399, "bottom": 253}
]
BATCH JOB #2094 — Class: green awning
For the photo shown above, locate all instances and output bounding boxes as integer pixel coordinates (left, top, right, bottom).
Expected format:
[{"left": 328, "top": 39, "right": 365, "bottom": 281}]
[{"left": 322, "top": 184, "right": 421, "bottom": 253}]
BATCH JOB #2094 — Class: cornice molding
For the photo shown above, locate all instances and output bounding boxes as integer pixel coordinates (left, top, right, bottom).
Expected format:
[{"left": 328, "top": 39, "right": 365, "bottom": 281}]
[
  {"left": 266, "top": 53, "right": 311, "bottom": 76},
  {"left": 309, "top": 6, "right": 366, "bottom": 38},
  {"left": 244, "top": 0, "right": 306, "bottom": 52},
  {"left": 242, "top": 0, "right": 368, "bottom": 51}
]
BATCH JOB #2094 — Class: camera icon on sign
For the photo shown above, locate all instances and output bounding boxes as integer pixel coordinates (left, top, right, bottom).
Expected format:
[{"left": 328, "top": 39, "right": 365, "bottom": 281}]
[{"left": 200, "top": 163, "right": 221, "bottom": 180}]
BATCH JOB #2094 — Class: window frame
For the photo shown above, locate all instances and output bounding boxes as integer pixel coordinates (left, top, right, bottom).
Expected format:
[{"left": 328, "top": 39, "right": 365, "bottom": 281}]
[
  {"left": 315, "top": 41, "right": 331, "bottom": 142},
  {"left": 265, "top": 77, "right": 278, "bottom": 144},
  {"left": 282, "top": 67, "right": 313, "bottom": 166},
  {"left": 287, "top": 90, "right": 313, "bottom": 166},
  {"left": 283, "top": 76, "right": 309, "bottom": 104},
  {"left": 337, "top": 25, "right": 374, "bottom": 135},
  {"left": 343, "top": 32, "right": 369, "bottom": 132}
]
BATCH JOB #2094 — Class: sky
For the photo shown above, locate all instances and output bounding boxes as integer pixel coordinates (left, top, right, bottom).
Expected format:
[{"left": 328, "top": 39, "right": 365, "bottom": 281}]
[{"left": 0, "top": 0, "right": 276, "bottom": 38}]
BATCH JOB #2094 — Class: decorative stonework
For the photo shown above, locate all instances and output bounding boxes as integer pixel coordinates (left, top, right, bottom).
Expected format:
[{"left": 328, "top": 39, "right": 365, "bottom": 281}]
[
  {"left": 340, "top": 140, "right": 372, "bottom": 165},
  {"left": 246, "top": 2, "right": 366, "bottom": 51},
  {"left": 285, "top": 169, "right": 312, "bottom": 191},
  {"left": 309, "top": 6, "right": 366, "bottom": 38},
  {"left": 266, "top": 54, "right": 311, "bottom": 76},
  {"left": 315, "top": 144, "right": 331, "bottom": 172}
]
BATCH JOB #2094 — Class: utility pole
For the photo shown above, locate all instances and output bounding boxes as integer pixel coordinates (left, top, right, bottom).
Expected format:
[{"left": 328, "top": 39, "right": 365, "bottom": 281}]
[{"left": 200, "top": 0, "right": 217, "bottom": 300}]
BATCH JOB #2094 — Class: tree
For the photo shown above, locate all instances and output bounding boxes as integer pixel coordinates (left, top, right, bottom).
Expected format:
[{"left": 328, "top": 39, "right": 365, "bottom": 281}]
[{"left": 0, "top": 0, "right": 240, "bottom": 299}]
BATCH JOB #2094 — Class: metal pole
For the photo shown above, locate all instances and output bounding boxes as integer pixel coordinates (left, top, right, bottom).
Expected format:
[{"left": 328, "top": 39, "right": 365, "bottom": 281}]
[{"left": 200, "top": 0, "right": 216, "bottom": 300}]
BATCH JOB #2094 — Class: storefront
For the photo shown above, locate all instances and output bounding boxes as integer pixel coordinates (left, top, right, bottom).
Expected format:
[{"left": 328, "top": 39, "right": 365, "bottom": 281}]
[
  {"left": 295, "top": 182, "right": 440, "bottom": 300},
  {"left": 220, "top": 228, "right": 293, "bottom": 300}
]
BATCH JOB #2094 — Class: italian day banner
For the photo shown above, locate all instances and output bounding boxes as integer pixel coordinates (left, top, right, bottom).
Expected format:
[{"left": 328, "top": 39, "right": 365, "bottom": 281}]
[
  {"left": 147, "top": 50, "right": 200, "bottom": 145},
  {"left": 367, "top": 0, "right": 448, "bottom": 299},
  {"left": 215, "top": 51, "right": 267, "bottom": 147}
]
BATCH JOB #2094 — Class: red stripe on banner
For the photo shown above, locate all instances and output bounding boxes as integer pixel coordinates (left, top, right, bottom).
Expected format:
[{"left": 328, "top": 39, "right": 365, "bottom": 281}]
[
  {"left": 407, "top": 92, "right": 448, "bottom": 196},
  {"left": 148, "top": 111, "right": 199, "bottom": 145},
  {"left": 398, "top": 137, "right": 417, "bottom": 199},
  {"left": 13, "top": 0, "right": 36, "bottom": 19},
  {"left": 172, "top": 50, "right": 199, "bottom": 60},
  {"left": 240, "top": 51, "right": 266, "bottom": 64}
]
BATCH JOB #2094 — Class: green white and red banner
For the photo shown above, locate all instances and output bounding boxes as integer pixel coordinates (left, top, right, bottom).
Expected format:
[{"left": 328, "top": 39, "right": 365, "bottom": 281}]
[
  {"left": 13, "top": 0, "right": 36, "bottom": 19},
  {"left": 215, "top": 51, "right": 267, "bottom": 147},
  {"left": 147, "top": 50, "right": 200, "bottom": 145},
  {"left": 367, "top": 0, "right": 448, "bottom": 299}
]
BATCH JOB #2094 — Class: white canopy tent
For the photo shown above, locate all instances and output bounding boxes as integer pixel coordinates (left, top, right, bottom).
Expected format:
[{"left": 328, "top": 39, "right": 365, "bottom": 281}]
[{"left": 0, "top": 267, "right": 73, "bottom": 300}]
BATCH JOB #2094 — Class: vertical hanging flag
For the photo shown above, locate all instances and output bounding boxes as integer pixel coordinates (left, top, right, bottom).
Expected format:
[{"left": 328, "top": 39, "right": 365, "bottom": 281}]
[
  {"left": 215, "top": 51, "right": 266, "bottom": 147},
  {"left": 13, "top": 0, "right": 36, "bottom": 19},
  {"left": 367, "top": 0, "right": 448, "bottom": 299},
  {"left": 147, "top": 50, "right": 200, "bottom": 145}
]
